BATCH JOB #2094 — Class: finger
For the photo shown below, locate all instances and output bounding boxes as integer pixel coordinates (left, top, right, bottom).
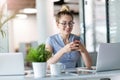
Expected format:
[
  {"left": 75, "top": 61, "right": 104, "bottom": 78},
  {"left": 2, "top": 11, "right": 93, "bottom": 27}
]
[
  {"left": 75, "top": 44, "right": 79, "bottom": 47},
  {"left": 74, "top": 40, "right": 80, "bottom": 43}
]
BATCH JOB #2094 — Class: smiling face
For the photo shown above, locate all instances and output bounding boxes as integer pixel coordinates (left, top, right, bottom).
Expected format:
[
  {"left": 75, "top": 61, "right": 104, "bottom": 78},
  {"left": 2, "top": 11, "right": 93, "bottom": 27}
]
[{"left": 57, "top": 15, "right": 74, "bottom": 36}]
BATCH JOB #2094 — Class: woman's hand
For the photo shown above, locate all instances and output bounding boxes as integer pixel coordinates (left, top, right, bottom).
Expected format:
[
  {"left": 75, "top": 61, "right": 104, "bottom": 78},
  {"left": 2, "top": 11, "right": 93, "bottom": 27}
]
[
  {"left": 62, "top": 41, "right": 81, "bottom": 53},
  {"left": 73, "top": 40, "right": 92, "bottom": 68},
  {"left": 73, "top": 40, "right": 85, "bottom": 53}
]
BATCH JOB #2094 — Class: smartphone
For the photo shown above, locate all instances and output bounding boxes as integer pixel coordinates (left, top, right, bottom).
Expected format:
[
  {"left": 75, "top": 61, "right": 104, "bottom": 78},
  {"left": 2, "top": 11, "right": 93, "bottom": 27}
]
[
  {"left": 73, "top": 37, "right": 80, "bottom": 47},
  {"left": 73, "top": 37, "right": 80, "bottom": 44},
  {"left": 73, "top": 37, "right": 80, "bottom": 41}
]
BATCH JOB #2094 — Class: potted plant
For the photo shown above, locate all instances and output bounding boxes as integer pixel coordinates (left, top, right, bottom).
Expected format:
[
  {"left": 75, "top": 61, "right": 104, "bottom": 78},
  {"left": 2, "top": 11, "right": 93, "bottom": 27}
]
[{"left": 26, "top": 43, "right": 51, "bottom": 78}]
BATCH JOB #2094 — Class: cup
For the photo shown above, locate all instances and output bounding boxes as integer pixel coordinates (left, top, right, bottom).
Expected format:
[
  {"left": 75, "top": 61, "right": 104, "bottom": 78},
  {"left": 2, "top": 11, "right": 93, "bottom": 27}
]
[{"left": 50, "top": 63, "right": 65, "bottom": 76}]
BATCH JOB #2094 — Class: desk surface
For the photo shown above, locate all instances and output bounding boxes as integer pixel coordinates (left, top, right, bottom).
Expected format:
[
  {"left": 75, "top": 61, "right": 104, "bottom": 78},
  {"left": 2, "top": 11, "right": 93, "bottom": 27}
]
[{"left": 1, "top": 69, "right": 120, "bottom": 80}]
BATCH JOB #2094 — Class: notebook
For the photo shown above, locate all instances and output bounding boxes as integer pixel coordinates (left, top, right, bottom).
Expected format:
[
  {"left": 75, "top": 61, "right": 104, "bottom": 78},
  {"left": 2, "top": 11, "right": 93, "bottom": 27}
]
[
  {"left": 77, "top": 43, "right": 120, "bottom": 73},
  {"left": 0, "top": 53, "right": 25, "bottom": 76},
  {"left": 96, "top": 43, "right": 120, "bottom": 72}
]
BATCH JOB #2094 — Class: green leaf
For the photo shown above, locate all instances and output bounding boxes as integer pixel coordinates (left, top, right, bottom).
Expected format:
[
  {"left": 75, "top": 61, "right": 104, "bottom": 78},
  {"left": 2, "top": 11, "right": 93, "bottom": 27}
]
[
  {"left": 0, "top": 30, "right": 6, "bottom": 38},
  {"left": 26, "top": 43, "right": 51, "bottom": 62}
]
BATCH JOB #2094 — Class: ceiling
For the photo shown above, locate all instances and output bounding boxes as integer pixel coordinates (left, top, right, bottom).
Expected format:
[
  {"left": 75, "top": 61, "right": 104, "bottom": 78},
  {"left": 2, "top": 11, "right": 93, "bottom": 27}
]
[{"left": 7, "top": 0, "right": 79, "bottom": 14}]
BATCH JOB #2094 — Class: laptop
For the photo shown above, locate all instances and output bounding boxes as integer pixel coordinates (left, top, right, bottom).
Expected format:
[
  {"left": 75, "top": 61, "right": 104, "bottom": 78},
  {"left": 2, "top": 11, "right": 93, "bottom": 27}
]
[
  {"left": 77, "top": 43, "right": 120, "bottom": 73},
  {"left": 0, "top": 53, "right": 25, "bottom": 76},
  {"left": 96, "top": 43, "right": 120, "bottom": 72}
]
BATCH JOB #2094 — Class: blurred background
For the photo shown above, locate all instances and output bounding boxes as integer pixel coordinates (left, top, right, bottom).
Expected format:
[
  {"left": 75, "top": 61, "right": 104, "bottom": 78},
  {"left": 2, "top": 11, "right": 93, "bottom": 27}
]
[{"left": 0, "top": 0, "right": 120, "bottom": 67}]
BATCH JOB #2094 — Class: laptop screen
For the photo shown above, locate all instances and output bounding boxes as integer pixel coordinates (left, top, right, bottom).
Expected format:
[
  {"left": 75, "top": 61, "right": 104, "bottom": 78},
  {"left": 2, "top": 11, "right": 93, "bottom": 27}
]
[
  {"left": 0, "top": 53, "right": 25, "bottom": 76},
  {"left": 96, "top": 43, "right": 120, "bottom": 72}
]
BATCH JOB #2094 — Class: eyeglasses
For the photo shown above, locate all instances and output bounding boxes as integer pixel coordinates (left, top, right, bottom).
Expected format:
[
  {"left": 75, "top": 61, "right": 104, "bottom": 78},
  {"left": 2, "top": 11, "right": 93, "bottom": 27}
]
[{"left": 59, "top": 22, "right": 74, "bottom": 27}]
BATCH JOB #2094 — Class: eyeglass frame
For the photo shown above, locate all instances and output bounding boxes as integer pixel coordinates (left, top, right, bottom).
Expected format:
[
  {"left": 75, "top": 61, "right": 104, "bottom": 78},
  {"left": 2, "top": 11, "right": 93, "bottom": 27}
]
[{"left": 58, "top": 21, "right": 75, "bottom": 27}]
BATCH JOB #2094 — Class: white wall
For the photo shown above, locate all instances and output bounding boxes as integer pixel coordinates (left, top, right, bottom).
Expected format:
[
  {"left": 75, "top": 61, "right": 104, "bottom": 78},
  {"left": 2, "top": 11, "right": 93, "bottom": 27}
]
[
  {"left": 72, "top": 15, "right": 80, "bottom": 36},
  {"left": 12, "top": 14, "right": 38, "bottom": 50}
]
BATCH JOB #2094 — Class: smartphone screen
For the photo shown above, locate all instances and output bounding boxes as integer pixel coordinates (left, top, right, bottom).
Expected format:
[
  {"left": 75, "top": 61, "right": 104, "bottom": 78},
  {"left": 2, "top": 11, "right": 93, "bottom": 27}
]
[{"left": 73, "top": 37, "right": 80, "bottom": 41}]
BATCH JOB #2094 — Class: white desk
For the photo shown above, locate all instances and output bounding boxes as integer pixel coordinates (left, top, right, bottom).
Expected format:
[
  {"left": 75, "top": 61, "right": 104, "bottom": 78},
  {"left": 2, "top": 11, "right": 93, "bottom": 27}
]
[
  {"left": 25, "top": 70, "right": 120, "bottom": 80},
  {"left": 1, "top": 69, "right": 120, "bottom": 80}
]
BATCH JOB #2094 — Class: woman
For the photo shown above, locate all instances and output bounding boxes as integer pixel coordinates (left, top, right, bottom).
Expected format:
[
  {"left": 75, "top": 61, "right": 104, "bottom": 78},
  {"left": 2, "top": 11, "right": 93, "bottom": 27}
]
[{"left": 45, "top": 5, "right": 92, "bottom": 69}]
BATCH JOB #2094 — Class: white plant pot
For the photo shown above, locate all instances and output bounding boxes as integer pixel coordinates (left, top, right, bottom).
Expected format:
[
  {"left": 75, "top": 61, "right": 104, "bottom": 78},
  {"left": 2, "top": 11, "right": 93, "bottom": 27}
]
[{"left": 32, "top": 62, "right": 46, "bottom": 78}]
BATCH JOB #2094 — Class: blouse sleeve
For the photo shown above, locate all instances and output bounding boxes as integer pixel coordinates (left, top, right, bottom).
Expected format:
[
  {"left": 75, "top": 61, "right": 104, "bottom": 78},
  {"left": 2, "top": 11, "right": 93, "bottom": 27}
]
[{"left": 45, "top": 37, "right": 53, "bottom": 47}]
